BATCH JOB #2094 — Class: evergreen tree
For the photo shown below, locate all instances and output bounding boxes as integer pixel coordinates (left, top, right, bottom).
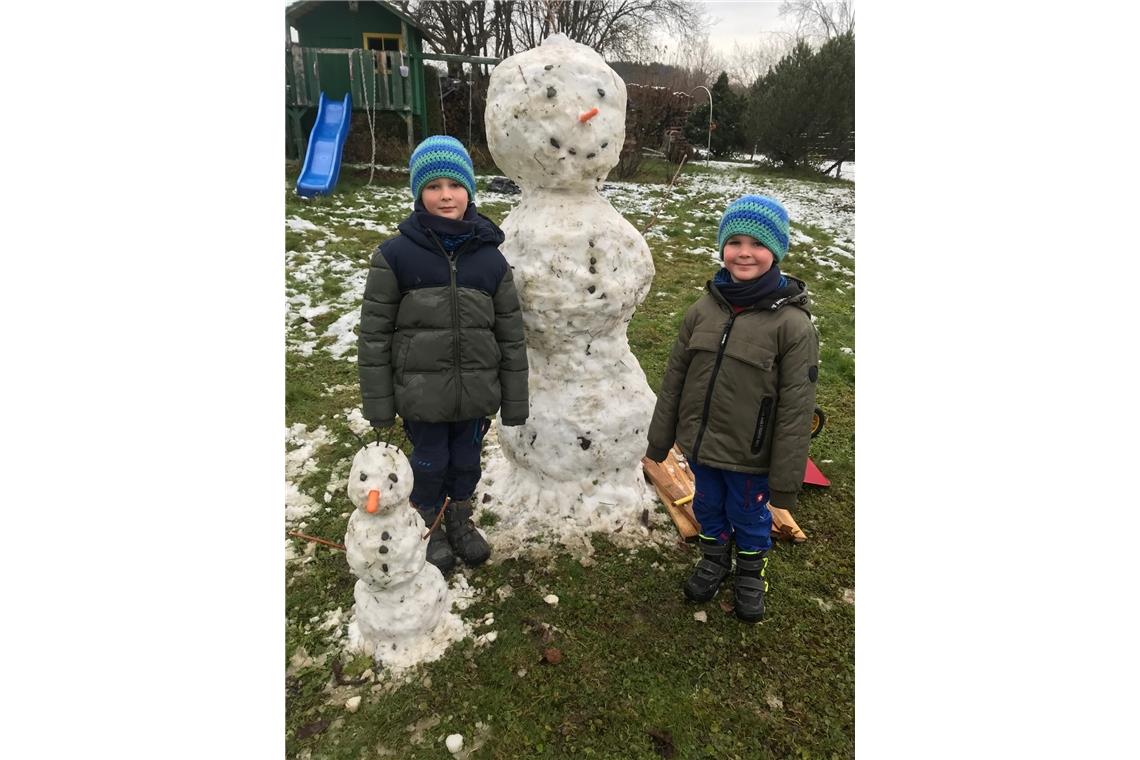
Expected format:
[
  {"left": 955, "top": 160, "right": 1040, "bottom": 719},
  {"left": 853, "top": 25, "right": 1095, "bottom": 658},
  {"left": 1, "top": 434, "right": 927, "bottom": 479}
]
[
  {"left": 812, "top": 31, "right": 855, "bottom": 172},
  {"left": 742, "top": 34, "right": 855, "bottom": 171},
  {"left": 745, "top": 41, "right": 820, "bottom": 167},
  {"left": 685, "top": 72, "right": 746, "bottom": 158}
]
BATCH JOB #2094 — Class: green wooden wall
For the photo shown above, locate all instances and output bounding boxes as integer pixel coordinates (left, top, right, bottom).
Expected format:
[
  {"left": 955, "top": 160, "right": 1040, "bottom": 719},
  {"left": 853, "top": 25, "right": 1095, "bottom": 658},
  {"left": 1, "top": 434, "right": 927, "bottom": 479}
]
[{"left": 291, "top": 2, "right": 421, "bottom": 108}]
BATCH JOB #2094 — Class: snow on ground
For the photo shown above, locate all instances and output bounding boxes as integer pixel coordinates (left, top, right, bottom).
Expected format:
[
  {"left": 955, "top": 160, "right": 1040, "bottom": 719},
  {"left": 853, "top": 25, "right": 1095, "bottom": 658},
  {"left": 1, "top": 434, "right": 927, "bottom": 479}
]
[
  {"left": 286, "top": 161, "right": 854, "bottom": 556},
  {"left": 286, "top": 423, "right": 333, "bottom": 524}
]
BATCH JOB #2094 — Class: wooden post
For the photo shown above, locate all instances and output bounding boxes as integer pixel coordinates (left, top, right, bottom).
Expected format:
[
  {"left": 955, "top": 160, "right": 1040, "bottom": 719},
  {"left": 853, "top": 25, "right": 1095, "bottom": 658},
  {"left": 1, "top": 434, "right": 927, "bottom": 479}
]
[
  {"left": 287, "top": 107, "right": 307, "bottom": 160},
  {"left": 290, "top": 44, "right": 309, "bottom": 106}
]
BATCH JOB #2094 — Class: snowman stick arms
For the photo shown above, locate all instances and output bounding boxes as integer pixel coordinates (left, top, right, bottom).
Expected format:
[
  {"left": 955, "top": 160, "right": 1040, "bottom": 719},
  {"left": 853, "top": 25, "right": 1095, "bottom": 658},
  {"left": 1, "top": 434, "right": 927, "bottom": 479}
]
[
  {"left": 287, "top": 531, "right": 346, "bottom": 552},
  {"left": 491, "top": 266, "right": 530, "bottom": 425},
  {"left": 358, "top": 247, "right": 401, "bottom": 424},
  {"left": 421, "top": 500, "right": 449, "bottom": 540}
]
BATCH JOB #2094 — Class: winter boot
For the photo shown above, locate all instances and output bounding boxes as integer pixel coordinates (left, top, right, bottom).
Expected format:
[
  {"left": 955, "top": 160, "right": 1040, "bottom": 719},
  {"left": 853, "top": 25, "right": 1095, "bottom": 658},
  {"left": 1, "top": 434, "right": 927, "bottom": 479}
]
[
  {"left": 415, "top": 505, "right": 456, "bottom": 575},
  {"left": 733, "top": 549, "right": 769, "bottom": 623},
  {"left": 682, "top": 535, "right": 733, "bottom": 602},
  {"left": 443, "top": 498, "right": 491, "bottom": 566}
]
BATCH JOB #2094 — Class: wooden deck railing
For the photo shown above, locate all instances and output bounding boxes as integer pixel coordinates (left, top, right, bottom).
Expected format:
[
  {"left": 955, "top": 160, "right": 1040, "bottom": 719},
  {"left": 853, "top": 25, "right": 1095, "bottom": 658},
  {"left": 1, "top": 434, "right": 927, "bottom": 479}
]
[{"left": 286, "top": 45, "right": 413, "bottom": 111}]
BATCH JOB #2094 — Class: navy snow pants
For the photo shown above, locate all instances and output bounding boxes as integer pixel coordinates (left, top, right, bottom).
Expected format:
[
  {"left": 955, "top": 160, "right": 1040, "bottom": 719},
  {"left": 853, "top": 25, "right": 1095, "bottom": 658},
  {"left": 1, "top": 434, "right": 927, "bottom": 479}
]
[
  {"left": 403, "top": 418, "right": 491, "bottom": 511},
  {"left": 689, "top": 459, "right": 773, "bottom": 552}
]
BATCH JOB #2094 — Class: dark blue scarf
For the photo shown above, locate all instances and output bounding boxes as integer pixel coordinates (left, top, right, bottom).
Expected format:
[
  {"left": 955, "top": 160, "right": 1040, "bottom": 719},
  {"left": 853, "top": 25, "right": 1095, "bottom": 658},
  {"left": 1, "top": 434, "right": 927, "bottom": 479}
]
[
  {"left": 712, "top": 264, "right": 787, "bottom": 307},
  {"left": 415, "top": 199, "right": 476, "bottom": 254}
]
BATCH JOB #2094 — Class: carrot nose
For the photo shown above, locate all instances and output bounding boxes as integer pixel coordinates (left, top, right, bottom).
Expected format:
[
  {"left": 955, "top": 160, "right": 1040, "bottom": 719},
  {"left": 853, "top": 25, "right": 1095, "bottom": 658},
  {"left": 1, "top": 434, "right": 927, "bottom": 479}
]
[
  {"left": 366, "top": 489, "right": 380, "bottom": 514},
  {"left": 579, "top": 107, "right": 599, "bottom": 123}
]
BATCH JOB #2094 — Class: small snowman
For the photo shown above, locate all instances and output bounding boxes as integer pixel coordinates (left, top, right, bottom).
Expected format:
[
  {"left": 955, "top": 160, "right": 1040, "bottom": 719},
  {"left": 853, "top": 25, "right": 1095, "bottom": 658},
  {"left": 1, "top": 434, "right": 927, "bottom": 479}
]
[
  {"left": 481, "top": 34, "right": 656, "bottom": 535},
  {"left": 344, "top": 442, "right": 458, "bottom": 664}
]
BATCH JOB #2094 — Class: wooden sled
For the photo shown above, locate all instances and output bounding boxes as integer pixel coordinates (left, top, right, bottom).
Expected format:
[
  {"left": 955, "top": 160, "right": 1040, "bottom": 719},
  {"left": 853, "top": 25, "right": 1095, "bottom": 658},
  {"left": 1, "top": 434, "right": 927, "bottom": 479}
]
[
  {"left": 641, "top": 446, "right": 700, "bottom": 540},
  {"left": 642, "top": 446, "right": 814, "bottom": 543}
]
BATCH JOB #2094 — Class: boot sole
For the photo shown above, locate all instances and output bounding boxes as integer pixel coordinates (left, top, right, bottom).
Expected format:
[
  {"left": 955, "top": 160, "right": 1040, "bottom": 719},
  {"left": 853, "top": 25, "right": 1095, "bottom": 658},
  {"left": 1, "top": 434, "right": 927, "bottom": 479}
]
[
  {"left": 457, "top": 551, "right": 490, "bottom": 567},
  {"left": 734, "top": 609, "right": 764, "bottom": 623},
  {"left": 426, "top": 555, "right": 457, "bottom": 574},
  {"left": 682, "top": 583, "right": 723, "bottom": 603}
]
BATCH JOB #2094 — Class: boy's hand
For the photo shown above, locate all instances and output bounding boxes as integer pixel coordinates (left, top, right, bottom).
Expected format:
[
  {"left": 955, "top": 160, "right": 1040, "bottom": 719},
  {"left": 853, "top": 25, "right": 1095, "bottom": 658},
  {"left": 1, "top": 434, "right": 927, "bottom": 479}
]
[
  {"left": 644, "top": 445, "right": 669, "bottom": 463},
  {"left": 370, "top": 418, "right": 395, "bottom": 429}
]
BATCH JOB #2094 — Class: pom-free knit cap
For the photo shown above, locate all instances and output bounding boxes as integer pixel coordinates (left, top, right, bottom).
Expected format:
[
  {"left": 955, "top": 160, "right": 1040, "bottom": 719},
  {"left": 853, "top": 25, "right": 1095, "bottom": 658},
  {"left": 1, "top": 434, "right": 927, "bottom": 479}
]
[
  {"left": 717, "top": 195, "right": 790, "bottom": 261},
  {"left": 409, "top": 135, "right": 476, "bottom": 200}
]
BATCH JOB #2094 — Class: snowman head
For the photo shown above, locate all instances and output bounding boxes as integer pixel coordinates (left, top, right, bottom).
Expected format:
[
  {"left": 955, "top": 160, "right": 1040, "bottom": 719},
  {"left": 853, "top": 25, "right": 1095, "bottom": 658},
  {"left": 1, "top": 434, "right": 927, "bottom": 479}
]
[
  {"left": 347, "top": 443, "right": 413, "bottom": 515},
  {"left": 486, "top": 34, "right": 626, "bottom": 190}
]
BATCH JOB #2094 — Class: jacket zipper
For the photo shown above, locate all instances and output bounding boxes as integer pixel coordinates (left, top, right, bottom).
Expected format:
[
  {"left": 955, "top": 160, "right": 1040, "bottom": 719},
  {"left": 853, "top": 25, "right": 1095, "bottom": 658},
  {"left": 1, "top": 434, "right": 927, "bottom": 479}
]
[
  {"left": 449, "top": 253, "right": 461, "bottom": 413},
  {"left": 426, "top": 230, "right": 474, "bottom": 416},
  {"left": 691, "top": 310, "right": 737, "bottom": 462},
  {"left": 751, "top": 397, "right": 774, "bottom": 453}
]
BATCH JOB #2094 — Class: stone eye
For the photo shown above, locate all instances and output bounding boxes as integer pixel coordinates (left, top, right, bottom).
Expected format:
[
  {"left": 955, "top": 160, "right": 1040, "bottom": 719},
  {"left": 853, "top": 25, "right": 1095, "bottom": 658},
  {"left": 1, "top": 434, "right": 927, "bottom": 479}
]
[
  {"left": 359, "top": 472, "right": 368, "bottom": 481},
  {"left": 550, "top": 137, "right": 560, "bottom": 148},
  {"left": 547, "top": 86, "right": 557, "bottom": 98},
  {"left": 597, "top": 88, "right": 605, "bottom": 97}
]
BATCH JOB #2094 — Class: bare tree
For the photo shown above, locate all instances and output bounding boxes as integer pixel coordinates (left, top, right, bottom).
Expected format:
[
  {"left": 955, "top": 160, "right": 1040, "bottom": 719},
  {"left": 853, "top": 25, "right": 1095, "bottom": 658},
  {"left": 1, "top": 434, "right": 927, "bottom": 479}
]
[
  {"left": 778, "top": 0, "right": 855, "bottom": 42},
  {"left": 395, "top": 1, "right": 496, "bottom": 75},
  {"left": 668, "top": 30, "right": 723, "bottom": 87},
  {"left": 725, "top": 37, "right": 795, "bottom": 88},
  {"left": 511, "top": 1, "right": 706, "bottom": 61}
]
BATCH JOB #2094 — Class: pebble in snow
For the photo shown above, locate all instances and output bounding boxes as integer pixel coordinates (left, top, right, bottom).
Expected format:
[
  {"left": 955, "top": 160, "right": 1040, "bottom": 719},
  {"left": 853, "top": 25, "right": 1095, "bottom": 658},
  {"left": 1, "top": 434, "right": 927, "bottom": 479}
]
[
  {"left": 345, "top": 696, "right": 362, "bottom": 713},
  {"left": 446, "top": 734, "right": 464, "bottom": 753},
  {"left": 693, "top": 611, "right": 708, "bottom": 623},
  {"left": 544, "top": 594, "right": 559, "bottom": 606}
]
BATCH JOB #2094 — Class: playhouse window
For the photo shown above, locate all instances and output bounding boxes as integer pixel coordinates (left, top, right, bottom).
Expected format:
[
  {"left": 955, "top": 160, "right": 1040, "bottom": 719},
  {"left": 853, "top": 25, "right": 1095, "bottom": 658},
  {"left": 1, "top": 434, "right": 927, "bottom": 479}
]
[{"left": 363, "top": 33, "right": 402, "bottom": 52}]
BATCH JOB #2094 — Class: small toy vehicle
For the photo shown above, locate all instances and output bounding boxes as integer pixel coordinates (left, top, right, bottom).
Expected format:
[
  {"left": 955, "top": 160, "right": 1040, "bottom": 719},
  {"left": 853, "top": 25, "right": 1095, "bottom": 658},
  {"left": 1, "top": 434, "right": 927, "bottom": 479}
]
[{"left": 811, "top": 405, "right": 825, "bottom": 438}]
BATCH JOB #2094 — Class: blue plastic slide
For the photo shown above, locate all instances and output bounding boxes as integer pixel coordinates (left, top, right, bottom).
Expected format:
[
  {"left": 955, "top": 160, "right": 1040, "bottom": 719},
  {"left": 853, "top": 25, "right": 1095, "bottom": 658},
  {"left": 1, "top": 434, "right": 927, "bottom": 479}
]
[{"left": 296, "top": 92, "right": 352, "bottom": 198}]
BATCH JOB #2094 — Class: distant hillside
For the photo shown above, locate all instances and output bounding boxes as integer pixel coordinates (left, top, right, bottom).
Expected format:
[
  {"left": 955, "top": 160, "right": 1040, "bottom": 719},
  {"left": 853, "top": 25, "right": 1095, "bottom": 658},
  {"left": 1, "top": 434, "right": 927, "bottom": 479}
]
[{"left": 608, "top": 60, "right": 708, "bottom": 90}]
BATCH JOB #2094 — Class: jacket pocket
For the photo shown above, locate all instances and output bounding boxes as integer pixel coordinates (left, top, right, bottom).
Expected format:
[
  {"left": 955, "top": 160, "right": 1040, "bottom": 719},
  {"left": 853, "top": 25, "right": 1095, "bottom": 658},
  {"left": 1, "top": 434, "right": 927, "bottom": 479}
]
[
  {"left": 724, "top": 341, "right": 775, "bottom": 371},
  {"left": 687, "top": 330, "right": 724, "bottom": 355},
  {"left": 751, "top": 396, "right": 774, "bottom": 454}
]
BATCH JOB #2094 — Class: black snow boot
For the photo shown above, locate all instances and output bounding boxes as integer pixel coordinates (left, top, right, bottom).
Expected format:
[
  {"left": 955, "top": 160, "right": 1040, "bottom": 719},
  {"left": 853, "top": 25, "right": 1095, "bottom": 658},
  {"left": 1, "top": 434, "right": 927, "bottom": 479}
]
[
  {"left": 733, "top": 549, "right": 769, "bottom": 623},
  {"left": 682, "top": 535, "right": 733, "bottom": 602},
  {"left": 415, "top": 505, "right": 456, "bottom": 575},
  {"left": 443, "top": 498, "right": 491, "bottom": 566}
]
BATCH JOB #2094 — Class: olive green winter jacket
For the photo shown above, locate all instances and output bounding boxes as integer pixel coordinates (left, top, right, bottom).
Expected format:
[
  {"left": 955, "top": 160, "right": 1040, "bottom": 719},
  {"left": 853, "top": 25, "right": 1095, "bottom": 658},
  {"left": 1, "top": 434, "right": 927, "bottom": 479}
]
[
  {"left": 646, "top": 275, "right": 819, "bottom": 508},
  {"left": 358, "top": 208, "right": 529, "bottom": 425}
]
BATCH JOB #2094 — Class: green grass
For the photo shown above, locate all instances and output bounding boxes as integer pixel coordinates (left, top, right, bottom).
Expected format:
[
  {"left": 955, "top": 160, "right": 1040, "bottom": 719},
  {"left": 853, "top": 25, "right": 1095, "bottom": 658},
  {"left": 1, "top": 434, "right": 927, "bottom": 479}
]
[{"left": 285, "top": 163, "right": 855, "bottom": 759}]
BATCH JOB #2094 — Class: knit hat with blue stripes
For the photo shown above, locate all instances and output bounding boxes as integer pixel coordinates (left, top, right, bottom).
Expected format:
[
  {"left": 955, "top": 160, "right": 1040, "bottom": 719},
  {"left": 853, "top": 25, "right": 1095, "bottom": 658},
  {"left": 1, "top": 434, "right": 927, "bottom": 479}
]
[
  {"left": 717, "top": 194, "right": 790, "bottom": 262},
  {"left": 409, "top": 135, "right": 476, "bottom": 200}
]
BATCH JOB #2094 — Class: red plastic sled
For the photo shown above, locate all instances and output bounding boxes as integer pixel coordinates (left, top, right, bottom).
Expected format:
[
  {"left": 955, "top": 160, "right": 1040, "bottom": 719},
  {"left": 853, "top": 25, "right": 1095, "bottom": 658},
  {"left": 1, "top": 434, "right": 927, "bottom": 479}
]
[{"left": 804, "top": 457, "right": 830, "bottom": 487}]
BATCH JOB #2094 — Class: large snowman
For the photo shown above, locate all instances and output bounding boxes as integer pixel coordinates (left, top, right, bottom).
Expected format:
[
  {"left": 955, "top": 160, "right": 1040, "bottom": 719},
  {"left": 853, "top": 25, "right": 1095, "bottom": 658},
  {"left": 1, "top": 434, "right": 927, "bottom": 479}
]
[
  {"left": 344, "top": 442, "right": 466, "bottom": 669},
  {"left": 481, "top": 34, "right": 657, "bottom": 545}
]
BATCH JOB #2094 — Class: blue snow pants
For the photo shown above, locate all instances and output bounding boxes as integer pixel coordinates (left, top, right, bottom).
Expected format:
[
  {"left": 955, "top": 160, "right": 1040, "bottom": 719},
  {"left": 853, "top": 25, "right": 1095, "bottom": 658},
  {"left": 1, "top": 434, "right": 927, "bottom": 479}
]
[
  {"left": 403, "top": 418, "right": 491, "bottom": 510},
  {"left": 688, "top": 459, "right": 773, "bottom": 552}
]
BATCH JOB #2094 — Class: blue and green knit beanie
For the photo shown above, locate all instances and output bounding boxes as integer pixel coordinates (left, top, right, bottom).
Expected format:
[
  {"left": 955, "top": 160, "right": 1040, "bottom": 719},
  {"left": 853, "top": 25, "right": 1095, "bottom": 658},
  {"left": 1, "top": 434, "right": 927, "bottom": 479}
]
[
  {"left": 409, "top": 135, "right": 476, "bottom": 200},
  {"left": 717, "top": 195, "right": 790, "bottom": 261}
]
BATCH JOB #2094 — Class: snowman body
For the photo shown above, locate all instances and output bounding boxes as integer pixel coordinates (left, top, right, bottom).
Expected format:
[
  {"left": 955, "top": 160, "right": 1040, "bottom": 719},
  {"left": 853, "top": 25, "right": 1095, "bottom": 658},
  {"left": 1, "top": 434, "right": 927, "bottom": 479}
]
[
  {"left": 344, "top": 443, "right": 457, "bottom": 664},
  {"left": 482, "top": 35, "right": 656, "bottom": 538}
]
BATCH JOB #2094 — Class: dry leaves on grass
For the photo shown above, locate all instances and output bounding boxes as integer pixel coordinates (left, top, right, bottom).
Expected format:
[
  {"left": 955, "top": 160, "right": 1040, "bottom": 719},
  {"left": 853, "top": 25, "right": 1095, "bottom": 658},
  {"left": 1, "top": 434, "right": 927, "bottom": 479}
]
[
  {"left": 296, "top": 718, "right": 330, "bottom": 739},
  {"left": 542, "top": 647, "right": 563, "bottom": 665},
  {"left": 647, "top": 728, "right": 676, "bottom": 758}
]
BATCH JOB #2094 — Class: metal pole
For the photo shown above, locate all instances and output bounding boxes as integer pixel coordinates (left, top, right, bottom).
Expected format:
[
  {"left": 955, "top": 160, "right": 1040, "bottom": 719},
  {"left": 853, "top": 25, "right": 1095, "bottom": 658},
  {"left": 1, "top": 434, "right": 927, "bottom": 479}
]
[{"left": 692, "top": 86, "right": 713, "bottom": 165}]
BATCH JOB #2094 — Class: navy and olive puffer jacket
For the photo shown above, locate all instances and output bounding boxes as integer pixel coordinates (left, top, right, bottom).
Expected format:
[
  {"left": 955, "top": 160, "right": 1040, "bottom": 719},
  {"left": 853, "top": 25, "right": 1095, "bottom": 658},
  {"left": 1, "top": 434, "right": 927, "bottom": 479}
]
[{"left": 357, "top": 206, "right": 529, "bottom": 426}]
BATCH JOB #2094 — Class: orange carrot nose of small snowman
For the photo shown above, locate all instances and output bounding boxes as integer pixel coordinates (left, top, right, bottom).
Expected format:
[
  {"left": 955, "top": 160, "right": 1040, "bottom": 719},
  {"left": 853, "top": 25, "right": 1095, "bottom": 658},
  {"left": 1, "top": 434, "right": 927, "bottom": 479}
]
[
  {"left": 366, "top": 489, "right": 380, "bottom": 513},
  {"left": 579, "top": 107, "right": 599, "bottom": 123}
]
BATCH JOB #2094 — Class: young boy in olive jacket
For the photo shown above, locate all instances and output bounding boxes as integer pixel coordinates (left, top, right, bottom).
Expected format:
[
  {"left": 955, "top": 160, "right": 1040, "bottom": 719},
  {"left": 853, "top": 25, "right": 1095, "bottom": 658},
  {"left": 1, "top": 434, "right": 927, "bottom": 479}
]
[
  {"left": 645, "top": 195, "right": 819, "bottom": 622},
  {"left": 358, "top": 136, "right": 529, "bottom": 574}
]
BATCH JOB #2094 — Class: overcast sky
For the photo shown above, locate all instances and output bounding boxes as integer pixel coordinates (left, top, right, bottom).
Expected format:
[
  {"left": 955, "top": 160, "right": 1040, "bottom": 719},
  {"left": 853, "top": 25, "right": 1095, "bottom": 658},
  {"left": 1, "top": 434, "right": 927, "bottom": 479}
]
[
  {"left": 700, "top": 1, "right": 799, "bottom": 56},
  {"left": 286, "top": 1, "right": 803, "bottom": 59}
]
